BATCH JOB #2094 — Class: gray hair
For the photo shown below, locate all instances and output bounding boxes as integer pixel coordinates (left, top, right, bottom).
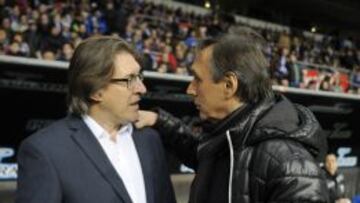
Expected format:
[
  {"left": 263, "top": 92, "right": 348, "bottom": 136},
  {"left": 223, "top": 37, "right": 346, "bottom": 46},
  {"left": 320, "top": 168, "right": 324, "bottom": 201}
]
[{"left": 197, "top": 26, "right": 273, "bottom": 103}]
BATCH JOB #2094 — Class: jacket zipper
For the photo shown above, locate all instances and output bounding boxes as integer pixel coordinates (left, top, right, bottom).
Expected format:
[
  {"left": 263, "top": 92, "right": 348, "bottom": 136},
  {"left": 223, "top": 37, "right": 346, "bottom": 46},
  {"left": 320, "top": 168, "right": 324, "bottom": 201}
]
[{"left": 226, "top": 130, "right": 234, "bottom": 203}]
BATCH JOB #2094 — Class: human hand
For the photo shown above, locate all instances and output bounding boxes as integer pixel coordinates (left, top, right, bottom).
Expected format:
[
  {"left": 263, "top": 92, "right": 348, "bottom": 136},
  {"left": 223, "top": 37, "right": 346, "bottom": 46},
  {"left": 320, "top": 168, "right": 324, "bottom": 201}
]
[{"left": 135, "top": 110, "right": 158, "bottom": 128}]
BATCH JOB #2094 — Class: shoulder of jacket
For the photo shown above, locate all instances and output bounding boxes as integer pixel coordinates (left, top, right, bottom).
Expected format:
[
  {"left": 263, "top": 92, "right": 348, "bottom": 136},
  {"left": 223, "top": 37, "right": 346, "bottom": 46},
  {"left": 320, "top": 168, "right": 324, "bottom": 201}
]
[
  {"left": 251, "top": 139, "right": 322, "bottom": 178},
  {"left": 252, "top": 138, "right": 314, "bottom": 165},
  {"left": 22, "top": 118, "right": 71, "bottom": 147}
]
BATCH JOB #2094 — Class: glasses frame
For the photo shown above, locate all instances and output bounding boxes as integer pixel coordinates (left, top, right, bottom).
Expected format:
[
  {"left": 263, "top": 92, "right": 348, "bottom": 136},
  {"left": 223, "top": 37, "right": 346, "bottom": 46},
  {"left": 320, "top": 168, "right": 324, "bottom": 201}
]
[{"left": 110, "top": 73, "right": 144, "bottom": 89}]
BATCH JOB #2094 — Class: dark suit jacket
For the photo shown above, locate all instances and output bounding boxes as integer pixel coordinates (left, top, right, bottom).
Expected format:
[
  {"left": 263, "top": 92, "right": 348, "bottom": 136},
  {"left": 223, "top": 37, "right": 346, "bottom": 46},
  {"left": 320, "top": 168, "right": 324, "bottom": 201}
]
[{"left": 16, "top": 115, "right": 176, "bottom": 203}]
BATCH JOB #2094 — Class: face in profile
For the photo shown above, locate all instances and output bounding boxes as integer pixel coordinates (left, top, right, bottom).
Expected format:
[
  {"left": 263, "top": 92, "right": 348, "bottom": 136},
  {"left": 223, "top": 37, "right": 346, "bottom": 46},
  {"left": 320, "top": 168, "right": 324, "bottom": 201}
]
[{"left": 186, "top": 47, "right": 229, "bottom": 121}]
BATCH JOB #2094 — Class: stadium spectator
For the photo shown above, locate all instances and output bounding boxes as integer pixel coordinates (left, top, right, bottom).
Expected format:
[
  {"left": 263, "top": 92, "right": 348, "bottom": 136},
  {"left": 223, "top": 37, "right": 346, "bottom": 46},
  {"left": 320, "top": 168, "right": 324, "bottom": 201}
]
[
  {"left": 350, "top": 66, "right": 360, "bottom": 93},
  {"left": 271, "top": 47, "right": 291, "bottom": 86},
  {"left": 58, "top": 42, "right": 73, "bottom": 61}
]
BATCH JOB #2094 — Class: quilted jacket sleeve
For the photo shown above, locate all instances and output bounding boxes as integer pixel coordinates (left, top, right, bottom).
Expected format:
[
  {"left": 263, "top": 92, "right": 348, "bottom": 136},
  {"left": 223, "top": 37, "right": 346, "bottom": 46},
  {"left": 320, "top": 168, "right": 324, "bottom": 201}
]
[{"left": 154, "top": 108, "right": 199, "bottom": 169}]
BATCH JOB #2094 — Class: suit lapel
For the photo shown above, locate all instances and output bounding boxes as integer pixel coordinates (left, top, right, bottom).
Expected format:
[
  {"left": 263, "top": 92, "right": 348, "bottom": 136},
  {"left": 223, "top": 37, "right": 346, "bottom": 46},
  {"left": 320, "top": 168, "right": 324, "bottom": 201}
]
[
  {"left": 66, "top": 116, "right": 132, "bottom": 203},
  {"left": 132, "top": 130, "right": 155, "bottom": 203}
]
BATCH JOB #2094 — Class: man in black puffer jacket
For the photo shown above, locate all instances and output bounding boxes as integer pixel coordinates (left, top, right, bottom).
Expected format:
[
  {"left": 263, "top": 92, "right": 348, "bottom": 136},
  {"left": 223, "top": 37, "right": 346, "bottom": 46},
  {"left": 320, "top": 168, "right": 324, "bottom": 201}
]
[{"left": 136, "top": 27, "right": 329, "bottom": 203}]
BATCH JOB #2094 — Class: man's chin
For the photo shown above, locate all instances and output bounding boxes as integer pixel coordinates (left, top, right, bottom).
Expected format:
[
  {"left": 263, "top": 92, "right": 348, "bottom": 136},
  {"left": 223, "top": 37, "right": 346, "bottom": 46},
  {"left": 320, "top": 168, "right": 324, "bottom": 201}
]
[
  {"left": 126, "top": 112, "right": 139, "bottom": 124},
  {"left": 132, "top": 113, "right": 139, "bottom": 122},
  {"left": 199, "top": 112, "right": 218, "bottom": 123}
]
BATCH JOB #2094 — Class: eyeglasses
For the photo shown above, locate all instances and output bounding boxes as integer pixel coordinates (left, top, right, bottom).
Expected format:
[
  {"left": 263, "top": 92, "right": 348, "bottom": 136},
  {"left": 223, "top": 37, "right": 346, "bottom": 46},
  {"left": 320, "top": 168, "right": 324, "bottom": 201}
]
[{"left": 110, "top": 73, "right": 144, "bottom": 89}]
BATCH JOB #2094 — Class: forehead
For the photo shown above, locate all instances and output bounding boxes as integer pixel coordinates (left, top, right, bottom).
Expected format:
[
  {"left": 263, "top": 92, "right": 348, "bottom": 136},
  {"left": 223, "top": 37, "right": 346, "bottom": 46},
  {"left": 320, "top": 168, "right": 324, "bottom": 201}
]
[
  {"left": 113, "top": 52, "right": 140, "bottom": 76},
  {"left": 191, "top": 46, "right": 213, "bottom": 75},
  {"left": 326, "top": 155, "right": 336, "bottom": 162}
]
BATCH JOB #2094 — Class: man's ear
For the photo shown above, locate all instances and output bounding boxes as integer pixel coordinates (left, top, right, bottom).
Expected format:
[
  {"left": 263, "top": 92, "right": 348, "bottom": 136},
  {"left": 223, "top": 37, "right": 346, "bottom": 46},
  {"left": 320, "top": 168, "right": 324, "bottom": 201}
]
[
  {"left": 89, "top": 89, "right": 104, "bottom": 102},
  {"left": 223, "top": 72, "right": 238, "bottom": 99}
]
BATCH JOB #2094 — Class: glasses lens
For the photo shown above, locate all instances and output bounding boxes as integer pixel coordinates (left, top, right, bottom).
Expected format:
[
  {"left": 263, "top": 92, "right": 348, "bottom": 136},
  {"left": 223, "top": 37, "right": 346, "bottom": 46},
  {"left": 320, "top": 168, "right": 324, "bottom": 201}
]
[
  {"left": 128, "top": 74, "right": 143, "bottom": 88},
  {"left": 138, "top": 73, "right": 144, "bottom": 81}
]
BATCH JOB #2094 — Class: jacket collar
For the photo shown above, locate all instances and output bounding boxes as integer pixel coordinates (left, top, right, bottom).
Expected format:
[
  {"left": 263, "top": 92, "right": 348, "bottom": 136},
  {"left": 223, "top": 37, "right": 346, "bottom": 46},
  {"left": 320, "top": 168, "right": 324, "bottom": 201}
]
[
  {"left": 132, "top": 130, "right": 155, "bottom": 203},
  {"left": 200, "top": 103, "right": 253, "bottom": 141},
  {"left": 65, "top": 114, "right": 133, "bottom": 203},
  {"left": 197, "top": 97, "right": 275, "bottom": 158}
]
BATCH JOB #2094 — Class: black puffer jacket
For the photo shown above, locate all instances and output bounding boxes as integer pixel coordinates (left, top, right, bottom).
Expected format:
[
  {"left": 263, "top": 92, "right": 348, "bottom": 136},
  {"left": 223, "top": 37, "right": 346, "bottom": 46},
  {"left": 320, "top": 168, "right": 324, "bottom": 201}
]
[{"left": 155, "top": 95, "right": 329, "bottom": 203}]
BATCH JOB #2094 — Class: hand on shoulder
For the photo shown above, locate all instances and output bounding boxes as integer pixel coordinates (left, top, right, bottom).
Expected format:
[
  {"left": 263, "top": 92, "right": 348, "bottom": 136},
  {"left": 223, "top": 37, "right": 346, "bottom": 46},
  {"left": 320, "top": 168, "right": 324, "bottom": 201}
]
[{"left": 135, "top": 110, "right": 158, "bottom": 129}]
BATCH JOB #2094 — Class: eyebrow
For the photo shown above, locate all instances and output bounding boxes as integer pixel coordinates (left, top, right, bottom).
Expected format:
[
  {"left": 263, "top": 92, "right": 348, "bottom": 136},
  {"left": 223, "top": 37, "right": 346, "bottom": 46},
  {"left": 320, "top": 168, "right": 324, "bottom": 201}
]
[
  {"left": 191, "top": 70, "right": 201, "bottom": 80},
  {"left": 122, "top": 69, "right": 142, "bottom": 78}
]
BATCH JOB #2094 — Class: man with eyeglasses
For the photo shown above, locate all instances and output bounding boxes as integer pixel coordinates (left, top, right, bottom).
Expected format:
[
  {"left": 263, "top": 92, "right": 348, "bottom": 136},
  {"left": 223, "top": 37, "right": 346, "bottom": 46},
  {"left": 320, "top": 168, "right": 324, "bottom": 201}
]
[{"left": 16, "top": 36, "right": 176, "bottom": 203}]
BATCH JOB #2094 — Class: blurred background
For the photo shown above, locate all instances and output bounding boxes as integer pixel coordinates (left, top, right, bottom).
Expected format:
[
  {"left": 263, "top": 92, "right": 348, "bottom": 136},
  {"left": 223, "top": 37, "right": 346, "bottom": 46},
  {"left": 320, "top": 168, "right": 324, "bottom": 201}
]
[{"left": 1, "top": 0, "right": 360, "bottom": 202}]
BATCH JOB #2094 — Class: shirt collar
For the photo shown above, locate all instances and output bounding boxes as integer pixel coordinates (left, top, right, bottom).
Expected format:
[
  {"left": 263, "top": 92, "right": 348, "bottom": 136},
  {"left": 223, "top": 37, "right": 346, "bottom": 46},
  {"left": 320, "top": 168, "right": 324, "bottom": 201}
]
[{"left": 82, "top": 115, "right": 133, "bottom": 140}]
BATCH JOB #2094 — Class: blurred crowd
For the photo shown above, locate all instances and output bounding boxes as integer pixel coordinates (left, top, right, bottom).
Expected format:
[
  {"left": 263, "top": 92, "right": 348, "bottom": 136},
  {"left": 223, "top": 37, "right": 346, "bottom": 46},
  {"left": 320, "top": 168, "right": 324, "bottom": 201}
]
[{"left": 1, "top": 0, "right": 360, "bottom": 94}]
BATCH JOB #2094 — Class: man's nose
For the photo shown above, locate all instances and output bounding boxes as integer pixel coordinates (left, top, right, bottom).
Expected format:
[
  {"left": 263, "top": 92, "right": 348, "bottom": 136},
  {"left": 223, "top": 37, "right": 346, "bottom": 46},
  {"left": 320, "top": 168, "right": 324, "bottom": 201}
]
[
  {"left": 134, "top": 80, "right": 147, "bottom": 94},
  {"left": 186, "top": 81, "right": 196, "bottom": 96}
]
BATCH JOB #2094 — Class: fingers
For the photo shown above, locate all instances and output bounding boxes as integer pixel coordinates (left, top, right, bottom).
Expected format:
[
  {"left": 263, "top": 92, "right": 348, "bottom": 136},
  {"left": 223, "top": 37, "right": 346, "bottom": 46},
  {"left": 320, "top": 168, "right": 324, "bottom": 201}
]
[{"left": 135, "top": 110, "right": 158, "bottom": 128}]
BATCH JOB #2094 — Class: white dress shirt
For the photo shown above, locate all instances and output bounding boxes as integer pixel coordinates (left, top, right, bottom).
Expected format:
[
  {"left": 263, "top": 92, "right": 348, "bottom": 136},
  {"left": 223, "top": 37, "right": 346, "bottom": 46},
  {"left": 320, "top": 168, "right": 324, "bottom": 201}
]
[{"left": 82, "top": 115, "right": 147, "bottom": 203}]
